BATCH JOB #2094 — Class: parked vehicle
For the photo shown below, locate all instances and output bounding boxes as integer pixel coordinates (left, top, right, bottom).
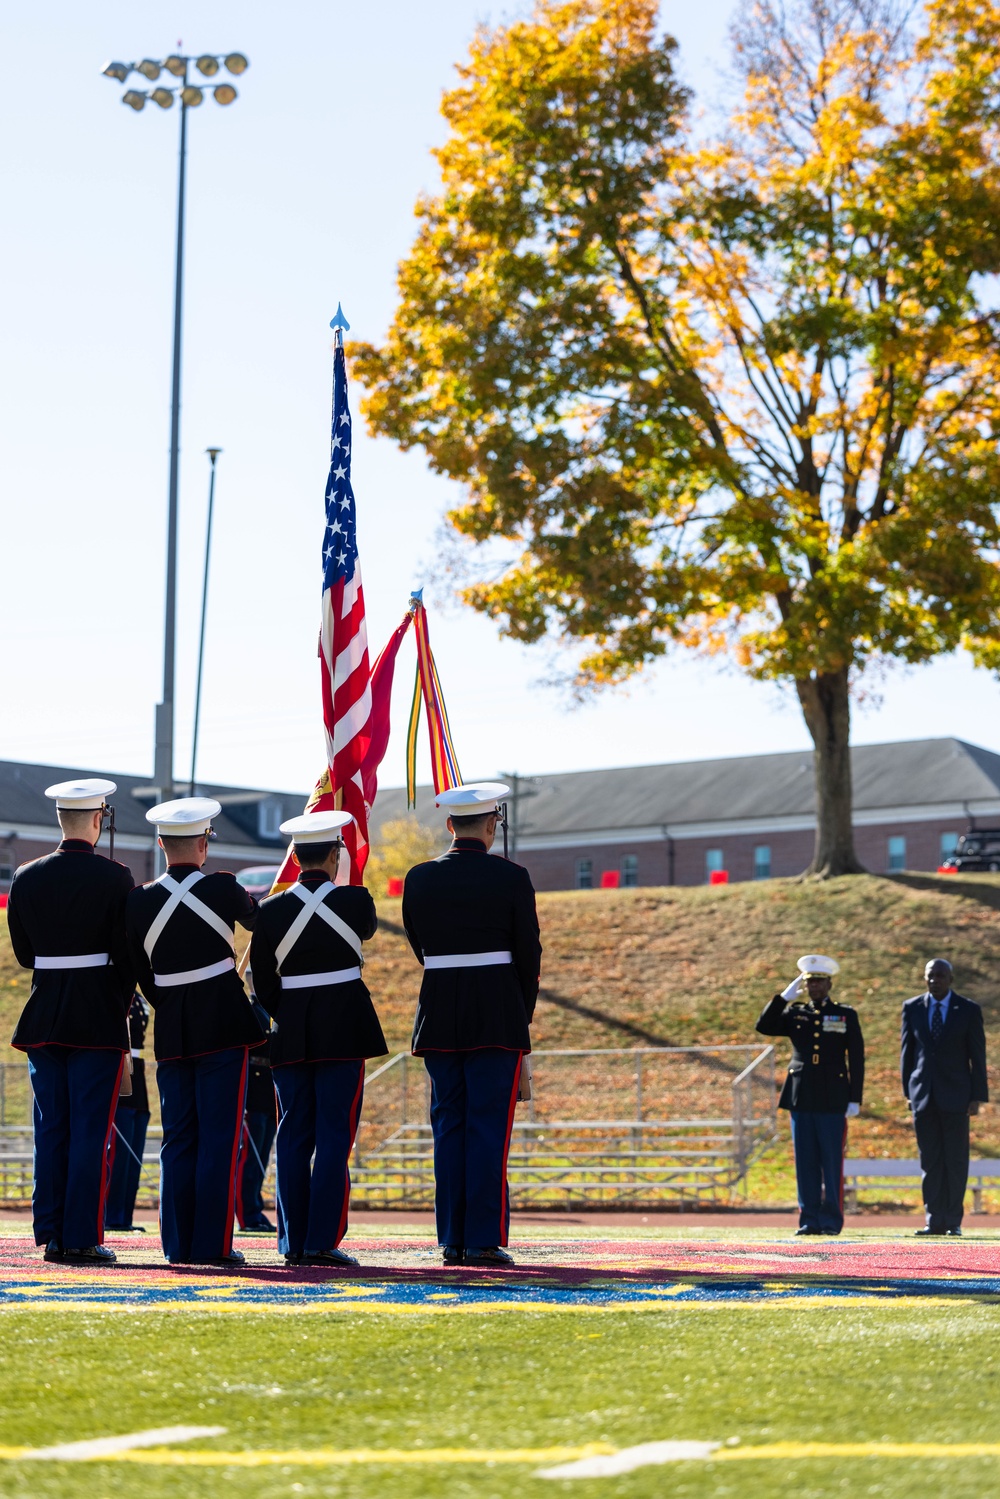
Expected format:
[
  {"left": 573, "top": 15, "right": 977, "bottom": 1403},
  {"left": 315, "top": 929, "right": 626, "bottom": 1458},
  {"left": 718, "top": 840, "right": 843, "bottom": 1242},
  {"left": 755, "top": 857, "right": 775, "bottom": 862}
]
[
  {"left": 942, "top": 831, "right": 1000, "bottom": 873},
  {"left": 235, "top": 865, "right": 282, "bottom": 897}
]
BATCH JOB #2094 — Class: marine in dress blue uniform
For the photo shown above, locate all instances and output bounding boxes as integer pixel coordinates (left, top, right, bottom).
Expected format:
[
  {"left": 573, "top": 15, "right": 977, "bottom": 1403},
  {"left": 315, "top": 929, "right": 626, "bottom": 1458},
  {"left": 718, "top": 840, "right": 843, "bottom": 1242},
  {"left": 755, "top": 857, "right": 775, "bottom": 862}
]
[
  {"left": 125, "top": 798, "right": 263, "bottom": 1266},
  {"left": 105, "top": 993, "right": 151, "bottom": 1231},
  {"left": 249, "top": 811, "right": 386, "bottom": 1266},
  {"left": 7, "top": 778, "right": 134, "bottom": 1264},
  {"left": 402, "top": 783, "right": 542, "bottom": 1266},
  {"left": 756, "top": 954, "right": 864, "bottom": 1236}
]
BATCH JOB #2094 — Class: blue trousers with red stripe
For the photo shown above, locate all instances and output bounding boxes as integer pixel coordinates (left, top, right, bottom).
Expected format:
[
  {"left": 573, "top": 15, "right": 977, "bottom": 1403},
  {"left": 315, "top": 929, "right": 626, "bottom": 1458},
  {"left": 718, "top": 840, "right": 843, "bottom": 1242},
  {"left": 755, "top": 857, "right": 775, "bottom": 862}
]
[
  {"left": 156, "top": 1047, "right": 248, "bottom": 1263},
  {"left": 26, "top": 1046, "right": 124, "bottom": 1249},
  {"left": 789, "top": 1109, "right": 847, "bottom": 1233},
  {"left": 272, "top": 1060, "right": 365, "bottom": 1258},
  {"left": 423, "top": 1049, "right": 522, "bottom": 1250}
]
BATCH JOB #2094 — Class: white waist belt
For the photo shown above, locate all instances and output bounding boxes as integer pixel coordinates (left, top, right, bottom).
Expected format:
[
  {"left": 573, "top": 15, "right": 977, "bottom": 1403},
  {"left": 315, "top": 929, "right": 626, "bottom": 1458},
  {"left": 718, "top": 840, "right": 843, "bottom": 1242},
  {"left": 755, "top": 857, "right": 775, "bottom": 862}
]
[
  {"left": 130, "top": 1049, "right": 143, "bottom": 1059},
  {"left": 154, "top": 956, "right": 236, "bottom": 988},
  {"left": 423, "top": 950, "right": 513, "bottom": 970},
  {"left": 34, "top": 953, "right": 109, "bottom": 970},
  {"left": 280, "top": 966, "right": 362, "bottom": 990}
]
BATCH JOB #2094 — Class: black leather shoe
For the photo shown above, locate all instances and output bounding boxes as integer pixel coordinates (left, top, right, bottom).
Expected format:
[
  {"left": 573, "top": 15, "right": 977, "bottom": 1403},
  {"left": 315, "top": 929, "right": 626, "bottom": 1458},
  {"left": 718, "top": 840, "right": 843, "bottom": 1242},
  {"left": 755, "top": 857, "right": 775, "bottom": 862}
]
[
  {"left": 821, "top": 1228, "right": 842, "bottom": 1236},
  {"left": 106, "top": 1224, "right": 147, "bottom": 1233},
  {"left": 915, "top": 1226, "right": 946, "bottom": 1236},
  {"left": 946, "top": 1227, "right": 963, "bottom": 1236},
  {"left": 304, "top": 1248, "right": 359, "bottom": 1267},
  {"left": 284, "top": 1253, "right": 303, "bottom": 1266},
  {"left": 43, "top": 1241, "right": 64, "bottom": 1262},
  {"left": 211, "top": 1249, "right": 246, "bottom": 1267},
  {"left": 464, "top": 1246, "right": 515, "bottom": 1266},
  {"left": 243, "top": 1216, "right": 275, "bottom": 1232},
  {"left": 62, "top": 1245, "right": 117, "bottom": 1265},
  {"left": 442, "top": 1245, "right": 464, "bottom": 1265},
  {"left": 795, "top": 1226, "right": 822, "bottom": 1236}
]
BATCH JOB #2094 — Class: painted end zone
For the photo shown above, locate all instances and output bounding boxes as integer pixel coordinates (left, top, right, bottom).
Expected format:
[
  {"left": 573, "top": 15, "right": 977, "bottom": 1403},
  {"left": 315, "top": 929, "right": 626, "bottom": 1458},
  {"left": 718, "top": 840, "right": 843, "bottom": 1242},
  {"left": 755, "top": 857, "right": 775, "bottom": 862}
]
[{"left": 1, "top": 1234, "right": 999, "bottom": 1309}]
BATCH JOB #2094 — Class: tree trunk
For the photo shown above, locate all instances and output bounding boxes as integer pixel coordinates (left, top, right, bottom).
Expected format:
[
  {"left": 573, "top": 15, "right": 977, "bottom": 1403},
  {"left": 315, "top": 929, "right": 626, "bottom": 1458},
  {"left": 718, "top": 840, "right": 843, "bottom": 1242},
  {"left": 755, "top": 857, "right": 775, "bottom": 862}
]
[{"left": 795, "top": 668, "right": 866, "bottom": 878}]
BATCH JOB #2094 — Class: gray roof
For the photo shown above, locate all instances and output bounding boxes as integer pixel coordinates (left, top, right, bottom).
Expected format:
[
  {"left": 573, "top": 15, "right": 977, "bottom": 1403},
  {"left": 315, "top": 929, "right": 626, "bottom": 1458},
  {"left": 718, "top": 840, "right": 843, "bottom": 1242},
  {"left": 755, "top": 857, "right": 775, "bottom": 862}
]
[
  {"left": 368, "top": 738, "right": 1000, "bottom": 840},
  {"left": 0, "top": 760, "right": 306, "bottom": 850}
]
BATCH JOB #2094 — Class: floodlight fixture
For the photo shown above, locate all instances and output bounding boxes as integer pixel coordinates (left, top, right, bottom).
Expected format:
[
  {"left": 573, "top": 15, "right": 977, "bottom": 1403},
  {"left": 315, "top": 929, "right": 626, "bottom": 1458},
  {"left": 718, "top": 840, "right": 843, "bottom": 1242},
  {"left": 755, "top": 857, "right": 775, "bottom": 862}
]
[
  {"left": 224, "top": 53, "right": 248, "bottom": 74},
  {"left": 136, "top": 59, "right": 162, "bottom": 80},
  {"left": 150, "top": 87, "right": 174, "bottom": 109},
  {"left": 102, "top": 60, "right": 131, "bottom": 82},
  {"left": 214, "top": 83, "right": 237, "bottom": 105},
  {"left": 163, "top": 54, "right": 186, "bottom": 76},
  {"left": 122, "top": 89, "right": 147, "bottom": 111},
  {"left": 196, "top": 54, "right": 220, "bottom": 76},
  {"left": 180, "top": 85, "right": 204, "bottom": 107}
]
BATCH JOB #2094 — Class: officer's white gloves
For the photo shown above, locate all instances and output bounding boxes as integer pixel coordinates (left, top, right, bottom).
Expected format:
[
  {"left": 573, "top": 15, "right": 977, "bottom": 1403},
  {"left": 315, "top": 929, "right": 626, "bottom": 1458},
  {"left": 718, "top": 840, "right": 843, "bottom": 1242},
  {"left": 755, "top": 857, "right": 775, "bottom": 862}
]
[
  {"left": 780, "top": 976, "right": 803, "bottom": 1001},
  {"left": 846, "top": 1102, "right": 861, "bottom": 1118}
]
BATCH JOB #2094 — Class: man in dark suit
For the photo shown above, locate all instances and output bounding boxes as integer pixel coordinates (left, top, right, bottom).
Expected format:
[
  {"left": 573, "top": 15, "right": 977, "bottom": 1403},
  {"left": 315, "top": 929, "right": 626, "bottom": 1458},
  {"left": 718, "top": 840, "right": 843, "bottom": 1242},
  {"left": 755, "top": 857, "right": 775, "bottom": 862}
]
[
  {"left": 402, "top": 782, "right": 542, "bottom": 1267},
  {"left": 7, "top": 778, "right": 134, "bottom": 1265},
  {"left": 126, "top": 797, "right": 262, "bottom": 1266},
  {"left": 901, "top": 957, "right": 988, "bottom": 1235},
  {"left": 756, "top": 954, "right": 864, "bottom": 1236},
  {"left": 249, "top": 810, "right": 386, "bottom": 1266}
]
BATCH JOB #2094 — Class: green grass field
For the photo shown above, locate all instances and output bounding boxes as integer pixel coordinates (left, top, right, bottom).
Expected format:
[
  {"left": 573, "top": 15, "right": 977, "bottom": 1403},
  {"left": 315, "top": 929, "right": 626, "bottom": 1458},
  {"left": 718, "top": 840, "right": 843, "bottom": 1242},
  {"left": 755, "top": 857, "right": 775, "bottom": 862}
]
[{"left": 0, "top": 1300, "right": 998, "bottom": 1497}]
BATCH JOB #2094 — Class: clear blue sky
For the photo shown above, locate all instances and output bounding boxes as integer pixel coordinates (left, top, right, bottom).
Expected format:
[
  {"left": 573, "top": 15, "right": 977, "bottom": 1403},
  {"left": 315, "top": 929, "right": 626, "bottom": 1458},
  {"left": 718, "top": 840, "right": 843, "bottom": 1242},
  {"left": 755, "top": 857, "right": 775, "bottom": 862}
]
[{"left": 2, "top": 0, "right": 998, "bottom": 797}]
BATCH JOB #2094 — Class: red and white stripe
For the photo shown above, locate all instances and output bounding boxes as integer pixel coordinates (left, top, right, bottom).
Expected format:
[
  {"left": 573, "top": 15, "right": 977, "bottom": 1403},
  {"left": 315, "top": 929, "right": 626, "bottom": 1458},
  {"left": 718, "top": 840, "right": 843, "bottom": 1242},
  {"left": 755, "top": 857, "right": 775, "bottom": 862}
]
[{"left": 320, "top": 567, "right": 373, "bottom": 883}]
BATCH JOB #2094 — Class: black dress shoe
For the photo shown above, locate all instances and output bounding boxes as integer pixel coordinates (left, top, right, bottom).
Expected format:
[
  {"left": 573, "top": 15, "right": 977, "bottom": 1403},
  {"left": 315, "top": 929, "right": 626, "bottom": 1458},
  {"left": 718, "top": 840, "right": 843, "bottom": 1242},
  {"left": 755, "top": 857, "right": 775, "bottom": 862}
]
[
  {"left": 62, "top": 1245, "right": 117, "bottom": 1265},
  {"left": 915, "top": 1226, "right": 946, "bottom": 1236},
  {"left": 43, "top": 1241, "right": 64, "bottom": 1262},
  {"left": 106, "top": 1224, "right": 147, "bottom": 1233},
  {"left": 464, "top": 1246, "right": 515, "bottom": 1266},
  {"left": 210, "top": 1249, "right": 246, "bottom": 1267},
  {"left": 946, "top": 1227, "right": 963, "bottom": 1236},
  {"left": 821, "top": 1228, "right": 842, "bottom": 1236},
  {"left": 304, "top": 1248, "right": 359, "bottom": 1267},
  {"left": 243, "top": 1216, "right": 275, "bottom": 1232},
  {"left": 442, "top": 1245, "right": 464, "bottom": 1265},
  {"left": 284, "top": 1253, "right": 303, "bottom": 1266},
  {"left": 795, "top": 1226, "right": 823, "bottom": 1236}
]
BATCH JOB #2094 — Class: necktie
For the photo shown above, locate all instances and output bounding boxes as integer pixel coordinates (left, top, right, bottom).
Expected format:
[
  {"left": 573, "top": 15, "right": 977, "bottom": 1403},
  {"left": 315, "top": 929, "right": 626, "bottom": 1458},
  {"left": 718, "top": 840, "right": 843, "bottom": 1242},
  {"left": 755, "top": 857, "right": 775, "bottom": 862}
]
[{"left": 931, "top": 999, "right": 944, "bottom": 1044}]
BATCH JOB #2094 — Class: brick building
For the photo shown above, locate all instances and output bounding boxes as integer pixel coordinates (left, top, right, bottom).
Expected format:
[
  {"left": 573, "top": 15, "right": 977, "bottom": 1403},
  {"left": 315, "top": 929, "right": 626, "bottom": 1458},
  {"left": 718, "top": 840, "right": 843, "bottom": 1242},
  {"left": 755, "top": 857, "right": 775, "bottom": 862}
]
[
  {"left": 369, "top": 737, "right": 1000, "bottom": 891},
  {"left": 0, "top": 760, "right": 303, "bottom": 892}
]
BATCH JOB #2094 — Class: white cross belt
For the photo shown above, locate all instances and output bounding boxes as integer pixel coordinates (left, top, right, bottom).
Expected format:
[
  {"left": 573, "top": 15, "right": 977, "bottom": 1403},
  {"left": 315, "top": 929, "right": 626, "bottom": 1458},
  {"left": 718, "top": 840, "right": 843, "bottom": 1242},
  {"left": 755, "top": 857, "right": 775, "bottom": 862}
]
[
  {"left": 280, "top": 966, "right": 362, "bottom": 990},
  {"left": 34, "top": 953, "right": 110, "bottom": 970},
  {"left": 153, "top": 956, "right": 236, "bottom": 988},
  {"left": 423, "top": 950, "right": 513, "bottom": 970}
]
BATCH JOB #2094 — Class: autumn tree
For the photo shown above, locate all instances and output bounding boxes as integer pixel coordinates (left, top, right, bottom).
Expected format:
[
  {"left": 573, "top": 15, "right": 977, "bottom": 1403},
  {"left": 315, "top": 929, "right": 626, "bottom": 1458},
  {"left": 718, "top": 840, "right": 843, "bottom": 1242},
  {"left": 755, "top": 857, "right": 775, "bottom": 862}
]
[
  {"left": 353, "top": 0, "right": 1000, "bottom": 877},
  {"left": 365, "top": 818, "right": 444, "bottom": 901}
]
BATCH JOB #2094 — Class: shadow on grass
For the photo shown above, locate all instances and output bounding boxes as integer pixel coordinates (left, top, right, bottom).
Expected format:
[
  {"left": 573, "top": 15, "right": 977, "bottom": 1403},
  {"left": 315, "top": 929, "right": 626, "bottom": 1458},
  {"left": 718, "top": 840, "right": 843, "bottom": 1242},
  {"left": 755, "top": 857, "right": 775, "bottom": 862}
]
[{"left": 886, "top": 871, "right": 1000, "bottom": 914}]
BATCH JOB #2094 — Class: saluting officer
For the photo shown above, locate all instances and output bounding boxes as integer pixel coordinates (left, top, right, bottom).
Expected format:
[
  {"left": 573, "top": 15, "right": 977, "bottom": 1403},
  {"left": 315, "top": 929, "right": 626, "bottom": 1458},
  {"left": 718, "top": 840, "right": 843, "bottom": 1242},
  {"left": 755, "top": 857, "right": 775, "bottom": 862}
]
[
  {"left": 105, "top": 992, "right": 152, "bottom": 1232},
  {"left": 249, "top": 811, "right": 385, "bottom": 1266},
  {"left": 757, "top": 954, "right": 864, "bottom": 1236},
  {"left": 125, "top": 798, "right": 263, "bottom": 1266},
  {"left": 402, "top": 783, "right": 541, "bottom": 1267},
  {"left": 7, "top": 779, "right": 134, "bottom": 1264}
]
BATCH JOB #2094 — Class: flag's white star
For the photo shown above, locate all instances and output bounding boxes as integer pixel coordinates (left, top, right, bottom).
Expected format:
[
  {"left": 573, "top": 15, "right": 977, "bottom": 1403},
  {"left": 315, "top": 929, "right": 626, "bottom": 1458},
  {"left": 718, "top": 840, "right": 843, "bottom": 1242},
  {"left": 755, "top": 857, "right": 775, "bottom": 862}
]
[
  {"left": 342, "top": 445, "right": 350, "bottom": 458},
  {"left": 336, "top": 550, "right": 347, "bottom": 565},
  {"left": 323, "top": 544, "right": 333, "bottom": 561},
  {"left": 339, "top": 412, "right": 351, "bottom": 426},
  {"left": 332, "top": 434, "right": 342, "bottom": 450},
  {"left": 339, "top": 494, "right": 351, "bottom": 510},
  {"left": 329, "top": 518, "right": 343, "bottom": 535},
  {"left": 333, "top": 465, "right": 347, "bottom": 480}
]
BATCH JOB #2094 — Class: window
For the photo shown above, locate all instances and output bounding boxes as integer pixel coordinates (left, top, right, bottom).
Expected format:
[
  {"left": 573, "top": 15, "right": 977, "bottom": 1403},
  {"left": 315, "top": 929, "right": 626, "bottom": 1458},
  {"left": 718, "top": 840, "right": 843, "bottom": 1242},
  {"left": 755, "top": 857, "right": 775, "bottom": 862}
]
[
  {"left": 754, "top": 845, "right": 771, "bottom": 881},
  {"left": 706, "top": 849, "right": 724, "bottom": 881},
  {"left": 257, "top": 799, "right": 283, "bottom": 840},
  {"left": 888, "top": 835, "right": 907, "bottom": 872},
  {"left": 940, "top": 832, "right": 959, "bottom": 860},
  {"left": 0, "top": 865, "right": 11, "bottom": 884},
  {"left": 575, "top": 857, "right": 593, "bottom": 890},
  {"left": 621, "top": 854, "right": 638, "bottom": 888}
]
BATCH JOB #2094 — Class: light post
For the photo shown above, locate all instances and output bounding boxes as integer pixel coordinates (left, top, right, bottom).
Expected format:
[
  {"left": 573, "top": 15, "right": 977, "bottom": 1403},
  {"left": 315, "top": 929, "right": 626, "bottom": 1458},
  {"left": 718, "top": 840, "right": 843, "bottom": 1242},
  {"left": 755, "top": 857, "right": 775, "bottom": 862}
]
[
  {"left": 190, "top": 448, "right": 221, "bottom": 795},
  {"left": 102, "top": 50, "right": 248, "bottom": 805}
]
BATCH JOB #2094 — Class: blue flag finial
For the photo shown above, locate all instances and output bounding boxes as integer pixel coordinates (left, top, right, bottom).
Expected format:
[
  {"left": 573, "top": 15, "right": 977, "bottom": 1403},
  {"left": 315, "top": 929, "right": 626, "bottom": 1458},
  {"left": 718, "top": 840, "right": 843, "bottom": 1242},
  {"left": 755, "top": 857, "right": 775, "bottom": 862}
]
[{"left": 329, "top": 303, "right": 350, "bottom": 333}]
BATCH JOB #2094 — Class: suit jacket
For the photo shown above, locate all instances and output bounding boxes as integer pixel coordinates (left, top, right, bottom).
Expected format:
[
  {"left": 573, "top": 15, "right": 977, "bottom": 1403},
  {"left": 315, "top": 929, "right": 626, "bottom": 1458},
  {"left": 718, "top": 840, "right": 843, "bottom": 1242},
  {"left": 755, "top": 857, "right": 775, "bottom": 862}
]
[
  {"left": 901, "top": 991, "right": 988, "bottom": 1113},
  {"left": 249, "top": 874, "right": 386, "bottom": 1065},
  {"left": 126, "top": 863, "right": 263, "bottom": 1061},
  {"left": 756, "top": 994, "right": 864, "bottom": 1113},
  {"left": 402, "top": 838, "right": 542, "bottom": 1053},
  {"left": 8, "top": 839, "right": 135, "bottom": 1051}
]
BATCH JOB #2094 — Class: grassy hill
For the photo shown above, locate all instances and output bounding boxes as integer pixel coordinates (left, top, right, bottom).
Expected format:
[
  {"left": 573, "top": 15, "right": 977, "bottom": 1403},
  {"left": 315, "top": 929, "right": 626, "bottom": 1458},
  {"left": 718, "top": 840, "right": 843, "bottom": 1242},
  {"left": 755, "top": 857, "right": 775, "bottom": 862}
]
[{"left": 3, "top": 871, "right": 999, "bottom": 1205}]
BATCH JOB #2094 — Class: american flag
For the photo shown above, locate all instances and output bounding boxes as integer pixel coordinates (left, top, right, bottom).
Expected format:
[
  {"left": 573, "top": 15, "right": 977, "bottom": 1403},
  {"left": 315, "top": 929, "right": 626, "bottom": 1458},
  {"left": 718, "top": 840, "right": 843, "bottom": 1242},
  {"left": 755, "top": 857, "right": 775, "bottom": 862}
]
[{"left": 320, "top": 340, "right": 372, "bottom": 882}]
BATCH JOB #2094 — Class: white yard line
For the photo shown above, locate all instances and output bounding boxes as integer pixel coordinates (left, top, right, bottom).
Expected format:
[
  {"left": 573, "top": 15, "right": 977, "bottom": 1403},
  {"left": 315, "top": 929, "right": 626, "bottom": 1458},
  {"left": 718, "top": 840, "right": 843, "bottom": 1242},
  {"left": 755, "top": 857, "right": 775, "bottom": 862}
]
[
  {"left": 538, "top": 1441, "right": 721, "bottom": 1477},
  {"left": 25, "top": 1426, "right": 227, "bottom": 1461}
]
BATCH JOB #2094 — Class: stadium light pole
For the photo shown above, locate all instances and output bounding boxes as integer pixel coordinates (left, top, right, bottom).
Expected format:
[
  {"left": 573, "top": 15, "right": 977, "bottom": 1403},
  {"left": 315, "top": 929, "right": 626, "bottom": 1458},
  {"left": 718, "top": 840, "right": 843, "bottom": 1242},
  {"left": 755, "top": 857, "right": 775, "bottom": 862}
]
[
  {"left": 189, "top": 447, "right": 222, "bottom": 796},
  {"left": 101, "top": 50, "right": 248, "bottom": 805}
]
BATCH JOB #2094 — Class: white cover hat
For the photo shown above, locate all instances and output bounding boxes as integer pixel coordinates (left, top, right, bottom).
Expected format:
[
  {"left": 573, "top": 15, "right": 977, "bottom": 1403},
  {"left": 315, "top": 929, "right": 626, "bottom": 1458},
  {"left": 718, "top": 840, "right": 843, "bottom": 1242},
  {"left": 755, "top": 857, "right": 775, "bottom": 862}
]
[
  {"left": 435, "top": 781, "right": 510, "bottom": 816},
  {"left": 797, "top": 953, "right": 841, "bottom": 977},
  {"left": 146, "top": 796, "right": 221, "bottom": 836},
  {"left": 45, "top": 778, "right": 117, "bottom": 811},
  {"left": 280, "top": 811, "right": 354, "bottom": 843}
]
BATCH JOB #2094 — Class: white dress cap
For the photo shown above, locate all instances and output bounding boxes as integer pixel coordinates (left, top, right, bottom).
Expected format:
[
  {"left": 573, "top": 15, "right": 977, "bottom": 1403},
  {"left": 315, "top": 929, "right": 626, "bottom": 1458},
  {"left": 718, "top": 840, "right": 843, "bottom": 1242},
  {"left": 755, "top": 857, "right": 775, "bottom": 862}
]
[
  {"left": 146, "top": 796, "right": 222, "bottom": 837},
  {"left": 797, "top": 953, "right": 841, "bottom": 977},
  {"left": 435, "top": 781, "right": 510, "bottom": 816},
  {"left": 45, "top": 778, "right": 117, "bottom": 811},
  {"left": 280, "top": 811, "right": 354, "bottom": 843}
]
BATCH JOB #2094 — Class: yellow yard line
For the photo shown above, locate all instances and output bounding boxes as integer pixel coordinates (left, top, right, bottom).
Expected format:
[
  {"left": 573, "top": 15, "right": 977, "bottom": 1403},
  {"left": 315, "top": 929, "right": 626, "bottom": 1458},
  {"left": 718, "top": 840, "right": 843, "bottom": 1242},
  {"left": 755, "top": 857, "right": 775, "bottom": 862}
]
[{"left": 0, "top": 1443, "right": 615, "bottom": 1467}]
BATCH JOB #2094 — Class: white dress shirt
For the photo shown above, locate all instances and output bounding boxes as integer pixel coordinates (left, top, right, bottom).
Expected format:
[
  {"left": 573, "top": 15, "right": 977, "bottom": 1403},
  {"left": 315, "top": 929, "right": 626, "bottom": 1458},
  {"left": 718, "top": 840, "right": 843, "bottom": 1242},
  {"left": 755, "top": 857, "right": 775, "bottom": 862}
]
[{"left": 927, "top": 989, "right": 953, "bottom": 1025}]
